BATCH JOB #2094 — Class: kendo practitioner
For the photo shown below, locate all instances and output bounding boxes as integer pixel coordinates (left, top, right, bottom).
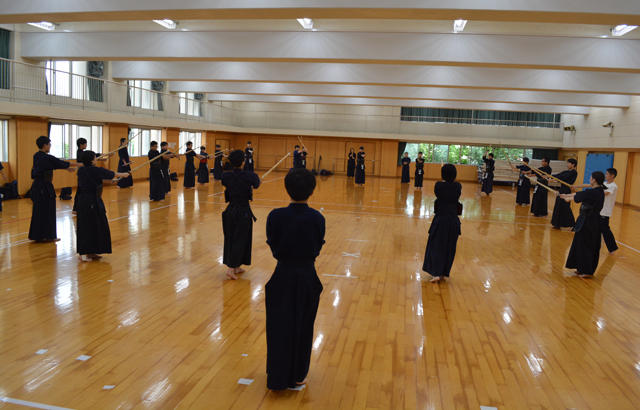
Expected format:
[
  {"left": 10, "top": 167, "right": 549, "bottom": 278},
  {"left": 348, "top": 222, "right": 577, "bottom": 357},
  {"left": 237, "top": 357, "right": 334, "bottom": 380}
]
[
  {"left": 574, "top": 168, "right": 619, "bottom": 254},
  {"left": 346, "top": 148, "right": 356, "bottom": 177},
  {"left": 300, "top": 147, "right": 308, "bottom": 169},
  {"left": 197, "top": 146, "right": 210, "bottom": 185},
  {"left": 293, "top": 145, "right": 306, "bottom": 169},
  {"left": 72, "top": 138, "right": 88, "bottom": 213},
  {"left": 28, "top": 136, "right": 77, "bottom": 242},
  {"left": 530, "top": 157, "right": 552, "bottom": 217},
  {"left": 222, "top": 150, "right": 261, "bottom": 280},
  {"left": 148, "top": 141, "right": 165, "bottom": 201},
  {"left": 213, "top": 144, "right": 224, "bottom": 180},
  {"left": 422, "top": 164, "right": 462, "bottom": 283},
  {"left": 183, "top": 141, "right": 205, "bottom": 188},
  {"left": 159, "top": 142, "right": 177, "bottom": 193},
  {"left": 550, "top": 158, "right": 578, "bottom": 229},
  {"left": 75, "top": 150, "right": 129, "bottom": 261},
  {"left": 560, "top": 171, "right": 606, "bottom": 277},
  {"left": 400, "top": 152, "right": 411, "bottom": 183},
  {"left": 355, "top": 146, "right": 366, "bottom": 186},
  {"left": 0, "top": 162, "right": 6, "bottom": 212},
  {"left": 116, "top": 137, "right": 133, "bottom": 188},
  {"left": 244, "top": 141, "right": 255, "bottom": 172},
  {"left": 510, "top": 157, "right": 531, "bottom": 206},
  {"left": 265, "top": 168, "right": 325, "bottom": 390},
  {"left": 414, "top": 151, "right": 425, "bottom": 190},
  {"left": 481, "top": 152, "right": 495, "bottom": 196}
]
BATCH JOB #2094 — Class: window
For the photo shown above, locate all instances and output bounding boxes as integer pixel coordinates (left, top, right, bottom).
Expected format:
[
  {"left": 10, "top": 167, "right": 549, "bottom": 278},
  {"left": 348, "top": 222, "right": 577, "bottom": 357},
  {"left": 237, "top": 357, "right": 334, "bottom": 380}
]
[
  {"left": 49, "top": 123, "right": 103, "bottom": 159},
  {"left": 400, "top": 107, "right": 561, "bottom": 128},
  {"left": 0, "top": 120, "right": 7, "bottom": 162},
  {"left": 128, "top": 127, "right": 163, "bottom": 157},
  {"left": 178, "top": 92, "right": 202, "bottom": 116},
  {"left": 405, "top": 143, "right": 532, "bottom": 165},
  {"left": 178, "top": 130, "right": 202, "bottom": 154},
  {"left": 127, "top": 80, "right": 163, "bottom": 110},
  {"left": 45, "top": 60, "right": 88, "bottom": 99}
]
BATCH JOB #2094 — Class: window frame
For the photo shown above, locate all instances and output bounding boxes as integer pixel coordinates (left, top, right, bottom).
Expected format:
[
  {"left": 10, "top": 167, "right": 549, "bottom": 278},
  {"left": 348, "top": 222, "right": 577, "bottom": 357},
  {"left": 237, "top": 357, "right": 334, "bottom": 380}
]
[
  {"left": 49, "top": 122, "right": 103, "bottom": 160},
  {"left": 45, "top": 60, "right": 88, "bottom": 100},
  {"left": 178, "top": 130, "right": 203, "bottom": 154},
  {"left": 0, "top": 120, "right": 8, "bottom": 162},
  {"left": 128, "top": 127, "right": 163, "bottom": 157}
]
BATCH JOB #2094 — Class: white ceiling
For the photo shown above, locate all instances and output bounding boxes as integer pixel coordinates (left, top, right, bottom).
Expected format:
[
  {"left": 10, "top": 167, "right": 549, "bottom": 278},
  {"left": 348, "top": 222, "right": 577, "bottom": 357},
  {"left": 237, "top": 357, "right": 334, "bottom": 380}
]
[{"left": 4, "top": 1, "right": 640, "bottom": 113}]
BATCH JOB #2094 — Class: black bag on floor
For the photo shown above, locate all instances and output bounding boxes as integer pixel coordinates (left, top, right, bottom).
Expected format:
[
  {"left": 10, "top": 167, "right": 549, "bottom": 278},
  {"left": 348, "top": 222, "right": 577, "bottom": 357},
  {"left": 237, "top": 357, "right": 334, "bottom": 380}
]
[
  {"left": 170, "top": 172, "right": 179, "bottom": 181},
  {"left": 0, "top": 180, "right": 19, "bottom": 199},
  {"left": 60, "top": 187, "right": 73, "bottom": 200},
  {"left": 319, "top": 169, "right": 333, "bottom": 176}
]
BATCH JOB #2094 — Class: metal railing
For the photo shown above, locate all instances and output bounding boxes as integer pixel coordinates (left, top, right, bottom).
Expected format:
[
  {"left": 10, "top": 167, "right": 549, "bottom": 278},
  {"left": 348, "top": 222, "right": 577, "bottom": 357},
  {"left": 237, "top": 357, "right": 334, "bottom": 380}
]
[
  {"left": 400, "top": 114, "right": 561, "bottom": 129},
  {"left": 0, "top": 58, "right": 564, "bottom": 142}
]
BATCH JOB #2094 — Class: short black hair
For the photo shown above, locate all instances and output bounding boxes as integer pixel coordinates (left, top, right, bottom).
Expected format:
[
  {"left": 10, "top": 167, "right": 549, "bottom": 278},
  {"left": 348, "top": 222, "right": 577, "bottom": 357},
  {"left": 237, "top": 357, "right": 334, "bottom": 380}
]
[
  {"left": 247, "top": 141, "right": 252, "bottom": 144},
  {"left": 542, "top": 157, "right": 550, "bottom": 163},
  {"left": 160, "top": 141, "right": 168, "bottom": 147},
  {"left": 592, "top": 171, "right": 606, "bottom": 187},
  {"left": 359, "top": 146, "right": 364, "bottom": 150},
  {"left": 215, "top": 144, "right": 221, "bottom": 148},
  {"left": 36, "top": 136, "right": 51, "bottom": 149},
  {"left": 294, "top": 145, "right": 300, "bottom": 149},
  {"left": 186, "top": 141, "right": 193, "bottom": 146},
  {"left": 522, "top": 157, "right": 530, "bottom": 163},
  {"left": 77, "top": 138, "right": 87, "bottom": 147},
  {"left": 418, "top": 151, "right": 423, "bottom": 154},
  {"left": 488, "top": 153, "right": 494, "bottom": 158},
  {"left": 441, "top": 163, "right": 457, "bottom": 182},
  {"left": 120, "top": 137, "right": 127, "bottom": 144},
  {"left": 150, "top": 141, "right": 158, "bottom": 147},
  {"left": 80, "top": 150, "right": 96, "bottom": 167},
  {"left": 567, "top": 158, "right": 577, "bottom": 167},
  {"left": 200, "top": 146, "right": 206, "bottom": 150},
  {"left": 285, "top": 168, "right": 316, "bottom": 201},
  {"left": 228, "top": 149, "right": 245, "bottom": 167},
  {"left": 606, "top": 168, "right": 617, "bottom": 177}
]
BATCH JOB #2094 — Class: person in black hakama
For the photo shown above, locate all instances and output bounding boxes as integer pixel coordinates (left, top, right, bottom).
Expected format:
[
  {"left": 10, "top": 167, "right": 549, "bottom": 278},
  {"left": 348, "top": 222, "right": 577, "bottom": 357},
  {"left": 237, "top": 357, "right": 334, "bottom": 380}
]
[
  {"left": 183, "top": 141, "right": 205, "bottom": 188},
  {"left": 72, "top": 138, "right": 88, "bottom": 213},
  {"left": 551, "top": 158, "right": 578, "bottom": 229},
  {"left": 75, "top": 151, "right": 130, "bottom": 261},
  {"left": 213, "top": 144, "right": 224, "bottom": 180},
  {"left": 300, "top": 148, "right": 308, "bottom": 169},
  {"left": 422, "top": 164, "right": 462, "bottom": 283},
  {"left": 400, "top": 152, "right": 411, "bottom": 183},
  {"left": 530, "top": 157, "right": 552, "bottom": 217},
  {"left": 510, "top": 157, "right": 531, "bottom": 206},
  {"left": 159, "top": 142, "right": 177, "bottom": 193},
  {"left": 244, "top": 141, "right": 255, "bottom": 172},
  {"left": 414, "top": 152, "right": 425, "bottom": 190},
  {"left": 197, "top": 146, "right": 210, "bottom": 184},
  {"left": 116, "top": 138, "right": 133, "bottom": 188},
  {"left": 148, "top": 141, "right": 165, "bottom": 201},
  {"left": 265, "top": 168, "right": 325, "bottom": 390},
  {"left": 481, "top": 152, "right": 495, "bottom": 196},
  {"left": 28, "top": 136, "right": 77, "bottom": 242},
  {"left": 560, "top": 171, "right": 606, "bottom": 277},
  {"left": 355, "top": 147, "right": 366, "bottom": 186},
  {"left": 346, "top": 148, "right": 356, "bottom": 177},
  {"left": 222, "top": 150, "right": 261, "bottom": 279},
  {"left": 0, "top": 162, "right": 6, "bottom": 212}
]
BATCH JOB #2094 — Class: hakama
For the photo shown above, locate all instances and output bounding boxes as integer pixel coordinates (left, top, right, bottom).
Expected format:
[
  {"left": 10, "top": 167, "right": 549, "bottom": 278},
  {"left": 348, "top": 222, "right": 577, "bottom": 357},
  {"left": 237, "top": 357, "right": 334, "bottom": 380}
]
[
  {"left": 197, "top": 154, "right": 210, "bottom": 184},
  {"left": 213, "top": 150, "right": 223, "bottom": 180},
  {"left": 481, "top": 156, "right": 495, "bottom": 195},
  {"left": 551, "top": 169, "right": 577, "bottom": 228},
  {"left": 401, "top": 157, "right": 411, "bottom": 183},
  {"left": 148, "top": 149, "right": 165, "bottom": 201},
  {"left": 355, "top": 152, "right": 366, "bottom": 184},
  {"left": 244, "top": 148, "right": 254, "bottom": 172},
  {"left": 414, "top": 158, "right": 425, "bottom": 188},
  {"left": 183, "top": 150, "right": 196, "bottom": 188},
  {"left": 160, "top": 150, "right": 171, "bottom": 193},
  {"left": 116, "top": 147, "right": 133, "bottom": 188},
  {"left": 76, "top": 166, "right": 114, "bottom": 256},
  {"left": 530, "top": 165, "right": 552, "bottom": 217},
  {"left": 566, "top": 187, "right": 605, "bottom": 275},
  {"left": 515, "top": 165, "right": 531, "bottom": 205},
  {"left": 346, "top": 153, "right": 356, "bottom": 177}
]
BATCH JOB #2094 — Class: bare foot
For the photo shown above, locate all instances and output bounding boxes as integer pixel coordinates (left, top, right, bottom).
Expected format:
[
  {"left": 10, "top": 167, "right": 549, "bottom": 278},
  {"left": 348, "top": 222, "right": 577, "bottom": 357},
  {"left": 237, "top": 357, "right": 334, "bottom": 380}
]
[
  {"left": 226, "top": 269, "right": 238, "bottom": 280},
  {"left": 296, "top": 379, "right": 307, "bottom": 386},
  {"left": 90, "top": 254, "right": 102, "bottom": 260},
  {"left": 80, "top": 255, "right": 93, "bottom": 262},
  {"left": 234, "top": 267, "right": 246, "bottom": 274},
  {"left": 609, "top": 249, "right": 618, "bottom": 255},
  {"left": 429, "top": 276, "right": 441, "bottom": 283},
  {"left": 578, "top": 274, "right": 593, "bottom": 279}
]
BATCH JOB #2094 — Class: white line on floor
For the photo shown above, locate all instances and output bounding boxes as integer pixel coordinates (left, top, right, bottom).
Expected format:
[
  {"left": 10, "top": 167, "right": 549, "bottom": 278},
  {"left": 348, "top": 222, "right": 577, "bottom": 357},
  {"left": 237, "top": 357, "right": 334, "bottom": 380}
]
[
  {"left": 0, "top": 397, "right": 73, "bottom": 410},
  {"left": 616, "top": 241, "right": 640, "bottom": 255},
  {"left": 322, "top": 274, "right": 359, "bottom": 279}
]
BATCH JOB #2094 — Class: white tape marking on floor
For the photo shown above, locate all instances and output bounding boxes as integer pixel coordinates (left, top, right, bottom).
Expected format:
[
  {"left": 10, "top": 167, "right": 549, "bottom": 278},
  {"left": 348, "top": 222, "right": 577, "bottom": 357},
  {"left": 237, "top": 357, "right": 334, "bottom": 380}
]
[
  {"left": 0, "top": 397, "right": 74, "bottom": 410},
  {"left": 616, "top": 240, "right": 640, "bottom": 255},
  {"left": 237, "top": 378, "right": 254, "bottom": 385},
  {"left": 322, "top": 274, "right": 359, "bottom": 279}
]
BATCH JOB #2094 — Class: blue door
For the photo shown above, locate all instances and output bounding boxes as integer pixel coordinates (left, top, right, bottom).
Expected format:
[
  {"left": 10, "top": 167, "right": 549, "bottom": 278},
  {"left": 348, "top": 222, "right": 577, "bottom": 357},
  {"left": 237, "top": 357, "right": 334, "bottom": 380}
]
[{"left": 583, "top": 153, "right": 614, "bottom": 184}]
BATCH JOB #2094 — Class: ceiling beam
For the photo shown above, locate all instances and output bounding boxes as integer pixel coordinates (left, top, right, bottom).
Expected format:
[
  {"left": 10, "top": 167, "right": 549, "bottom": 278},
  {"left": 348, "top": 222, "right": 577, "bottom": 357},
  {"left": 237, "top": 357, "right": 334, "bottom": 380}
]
[
  {"left": 21, "top": 31, "right": 640, "bottom": 72},
  {"left": 207, "top": 93, "right": 591, "bottom": 114},
  {"left": 1, "top": 0, "right": 639, "bottom": 25},
  {"left": 170, "top": 81, "right": 629, "bottom": 107},
  {"left": 113, "top": 62, "right": 640, "bottom": 95}
]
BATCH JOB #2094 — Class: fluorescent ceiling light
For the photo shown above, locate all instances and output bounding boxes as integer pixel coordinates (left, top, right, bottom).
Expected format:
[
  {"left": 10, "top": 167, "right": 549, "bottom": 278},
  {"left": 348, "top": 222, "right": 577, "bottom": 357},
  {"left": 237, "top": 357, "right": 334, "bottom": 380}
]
[
  {"left": 453, "top": 19, "right": 467, "bottom": 33},
  {"left": 611, "top": 24, "right": 638, "bottom": 36},
  {"left": 297, "top": 18, "right": 314, "bottom": 30},
  {"left": 27, "top": 21, "right": 56, "bottom": 31},
  {"left": 153, "top": 19, "right": 177, "bottom": 30}
]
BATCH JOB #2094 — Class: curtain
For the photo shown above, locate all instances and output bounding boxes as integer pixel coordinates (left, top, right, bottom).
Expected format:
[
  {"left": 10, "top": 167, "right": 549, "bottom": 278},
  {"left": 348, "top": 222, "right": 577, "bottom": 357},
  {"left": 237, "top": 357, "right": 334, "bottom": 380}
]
[
  {"left": 0, "top": 29, "right": 10, "bottom": 89},
  {"left": 126, "top": 81, "right": 132, "bottom": 106},
  {"left": 194, "top": 93, "right": 204, "bottom": 117},
  {"left": 151, "top": 81, "right": 164, "bottom": 111},
  {"left": 402, "top": 107, "right": 560, "bottom": 128},
  {"left": 87, "top": 61, "right": 104, "bottom": 102},
  {"left": 397, "top": 142, "right": 407, "bottom": 165}
]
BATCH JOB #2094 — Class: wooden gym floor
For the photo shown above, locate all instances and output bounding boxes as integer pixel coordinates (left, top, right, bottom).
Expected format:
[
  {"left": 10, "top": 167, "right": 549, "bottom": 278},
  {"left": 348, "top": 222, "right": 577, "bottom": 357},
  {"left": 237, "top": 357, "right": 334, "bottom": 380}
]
[{"left": 1, "top": 173, "right": 640, "bottom": 409}]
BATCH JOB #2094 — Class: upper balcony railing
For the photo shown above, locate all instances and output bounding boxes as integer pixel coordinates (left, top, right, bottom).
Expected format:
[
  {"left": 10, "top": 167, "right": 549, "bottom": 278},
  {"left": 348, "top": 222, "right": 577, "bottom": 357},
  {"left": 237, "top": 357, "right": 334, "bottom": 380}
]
[{"left": 0, "top": 58, "right": 564, "bottom": 143}]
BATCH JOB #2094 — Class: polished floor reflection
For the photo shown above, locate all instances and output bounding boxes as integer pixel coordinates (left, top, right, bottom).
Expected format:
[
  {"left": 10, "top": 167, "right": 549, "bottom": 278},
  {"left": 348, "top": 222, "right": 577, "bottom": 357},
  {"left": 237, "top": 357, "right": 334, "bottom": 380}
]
[{"left": 1, "top": 174, "right": 639, "bottom": 409}]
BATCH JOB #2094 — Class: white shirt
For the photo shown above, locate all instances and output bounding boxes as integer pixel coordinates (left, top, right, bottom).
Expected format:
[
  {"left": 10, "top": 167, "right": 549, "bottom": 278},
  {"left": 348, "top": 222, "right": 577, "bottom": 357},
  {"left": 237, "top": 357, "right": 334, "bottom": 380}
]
[{"left": 601, "top": 181, "right": 617, "bottom": 217}]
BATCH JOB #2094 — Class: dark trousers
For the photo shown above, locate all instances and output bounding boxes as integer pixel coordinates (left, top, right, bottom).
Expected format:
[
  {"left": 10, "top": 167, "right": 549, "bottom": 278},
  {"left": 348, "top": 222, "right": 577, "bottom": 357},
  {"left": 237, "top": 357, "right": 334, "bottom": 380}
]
[{"left": 599, "top": 216, "right": 618, "bottom": 252}]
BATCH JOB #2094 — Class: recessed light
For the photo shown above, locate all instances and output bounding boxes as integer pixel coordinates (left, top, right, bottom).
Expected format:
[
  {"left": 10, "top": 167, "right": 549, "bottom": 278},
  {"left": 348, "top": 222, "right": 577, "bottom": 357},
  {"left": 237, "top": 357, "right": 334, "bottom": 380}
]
[
  {"left": 600, "top": 35, "right": 608, "bottom": 38},
  {"left": 27, "top": 21, "right": 56, "bottom": 31},
  {"left": 611, "top": 24, "right": 638, "bottom": 37},
  {"left": 63, "top": 29, "right": 72, "bottom": 33},
  {"left": 153, "top": 19, "right": 177, "bottom": 30},
  {"left": 453, "top": 19, "right": 467, "bottom": 33},
  {"left": 181, "top": 28, "right": 189, "bottom": 31},
  {"left": 296, "top": 18, "right": 314, "bottom": 30}
]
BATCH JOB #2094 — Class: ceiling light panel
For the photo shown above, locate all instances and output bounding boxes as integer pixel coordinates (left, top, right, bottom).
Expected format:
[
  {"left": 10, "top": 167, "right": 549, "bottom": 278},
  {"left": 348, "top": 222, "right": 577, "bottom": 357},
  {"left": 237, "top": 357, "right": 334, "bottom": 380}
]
[
  {"left": 610, "top": 24, "right": 638, "bottom": 36},
  {"left": 153, "top": 19, "right": 177, "bottom": 29},
  {"left": 27, "top": 21, "right": 56, "bottom": 31},
  {"left": 297, "top": 18, "right": 314, "bottom": 30}
]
